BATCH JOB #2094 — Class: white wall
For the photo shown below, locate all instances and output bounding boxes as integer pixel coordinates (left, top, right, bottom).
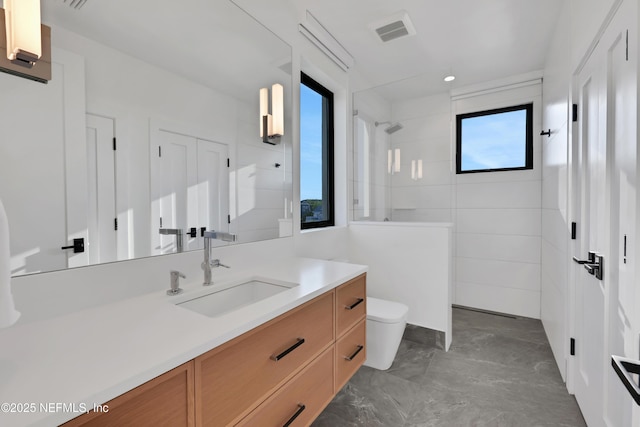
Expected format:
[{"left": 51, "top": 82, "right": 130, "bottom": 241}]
[
  {"left": 570, "top": 0, "right": 621, "bottom": 70},
  {"left": 452, "top": 82, "right": 543, "bottom": 319},
  {"left": 11, "top": 237, "right": 295, "bottom": 325},
  {"left": 348, "top": 222, "right": 453, "bottom": 350},
  {"left": 540, "top": 1, "right": 572, "bottom": 381}
]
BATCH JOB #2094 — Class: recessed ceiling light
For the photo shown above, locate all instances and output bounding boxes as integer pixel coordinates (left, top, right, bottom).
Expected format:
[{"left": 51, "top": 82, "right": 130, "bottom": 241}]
[{"left": 444, "top": 75, "right": 456, "bottom": 82}]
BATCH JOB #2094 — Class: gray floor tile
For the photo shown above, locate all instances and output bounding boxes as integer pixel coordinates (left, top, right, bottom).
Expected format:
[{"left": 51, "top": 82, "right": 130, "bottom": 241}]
[{"left": 313, "top": 307, "right": 586, "bottom": 427}]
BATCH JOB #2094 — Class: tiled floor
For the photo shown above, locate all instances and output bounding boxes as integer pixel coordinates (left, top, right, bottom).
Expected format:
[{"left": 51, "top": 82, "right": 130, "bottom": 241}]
[{"left": 313, "top": 307, "right": 586, "bottom": 427}]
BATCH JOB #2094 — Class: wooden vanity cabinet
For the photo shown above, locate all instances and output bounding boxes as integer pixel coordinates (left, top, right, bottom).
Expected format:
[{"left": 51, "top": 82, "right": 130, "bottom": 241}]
[
  {"left": 62, "top": 361, "right": 195, "bottom": 427},
  {"left": 195, "top": 291, "right": 335, "bottom": 426},
  {"left": 63, "top": 274, "right": 366, "bottom": 427}
]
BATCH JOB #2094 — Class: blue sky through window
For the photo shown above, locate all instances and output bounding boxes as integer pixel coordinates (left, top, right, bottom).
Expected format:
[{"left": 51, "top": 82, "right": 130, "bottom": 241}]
[
  {"left": 300, "top": 84, "right": 323, "bottom": 200},
  {"left": 460, "top": 109, "right": 527, "bottom": 171}
]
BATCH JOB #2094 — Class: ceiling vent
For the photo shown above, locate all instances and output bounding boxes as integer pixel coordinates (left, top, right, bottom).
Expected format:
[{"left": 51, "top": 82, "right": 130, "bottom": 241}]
[
  {"left": 61, "top": 0, "right": 89, "bottom": 10},
  {"left": 370, "top": 12, "right": 416, "bottom": 43}
]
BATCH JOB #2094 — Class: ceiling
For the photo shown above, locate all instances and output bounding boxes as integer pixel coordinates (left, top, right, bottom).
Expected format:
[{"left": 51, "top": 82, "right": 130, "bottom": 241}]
[
  {"left": 34, "top": 0, "right": 565, "bottom": 102},
  {"left": 38, "top": 0, "right": 291, "bottom": 103},
  {"left": 235, "top": 0, "right": 565, "bottom": 98}
]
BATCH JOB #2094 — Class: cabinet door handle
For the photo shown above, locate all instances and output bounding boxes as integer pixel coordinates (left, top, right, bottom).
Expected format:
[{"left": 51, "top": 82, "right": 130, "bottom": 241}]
[
  {"left": 344, "top": 345, "right": 364, "bottom": 361},
  {"left": 271, "top": 338, "right": 305, "bottom": 361},
  {"left": 282, "top": 404, "right": 306, "bottom": 427},
  {"left": 345, "top": 298, "right": 364, "bottom": 310}
]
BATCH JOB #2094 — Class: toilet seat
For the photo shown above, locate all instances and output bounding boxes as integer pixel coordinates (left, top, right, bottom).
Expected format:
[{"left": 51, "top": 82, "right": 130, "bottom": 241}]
[{"left": 367, "top": 297, "right": 408, "bottom": 323}]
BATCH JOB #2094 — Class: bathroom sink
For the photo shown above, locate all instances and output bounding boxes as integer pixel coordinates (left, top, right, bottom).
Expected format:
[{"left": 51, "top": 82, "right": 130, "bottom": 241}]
[{"left": 176, "top": 279, "right": 297, "bottom": 318}]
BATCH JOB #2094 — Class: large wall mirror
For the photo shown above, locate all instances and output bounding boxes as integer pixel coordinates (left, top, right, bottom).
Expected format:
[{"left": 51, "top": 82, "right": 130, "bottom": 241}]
[{"left": 0, "top": 0, "right": 293, "bottom": 277}]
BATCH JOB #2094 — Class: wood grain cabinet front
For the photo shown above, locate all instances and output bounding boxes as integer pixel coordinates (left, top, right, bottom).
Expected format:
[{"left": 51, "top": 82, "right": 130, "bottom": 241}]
[
  {"left": 62, "top": 361, "right": 195, "bottom": 427},
  {"left": 336, "top": 274, "right": 366, "bottom": 338},
  {"left": 195, "top": 291, "right": 335, "bottom": 426},
  {"left": 236, "top": 347, "right": 334, "bottom": 427},
  {"left": 335, "top": 319, "right": 366, "bottom": 392}
]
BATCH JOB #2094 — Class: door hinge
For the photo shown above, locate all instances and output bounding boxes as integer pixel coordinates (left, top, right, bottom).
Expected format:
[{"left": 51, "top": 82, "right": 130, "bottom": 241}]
[
  {"left": 113, "top": 137, "right": 117, "bottom": 151},
  {"left": 114, "top": 218, "right": 118, "bottom": 231},
  {"left": 570, "top": 338, "right": 576, "bottom": 356},
  {"left": 158, "top": 146, "right": 162, "bottom": 157},
  {"left": 571, "top": 222, "right": 577, "bottom": 240},
  {"left": 572, "top": 104, "right": 578, "bottom": 122}
]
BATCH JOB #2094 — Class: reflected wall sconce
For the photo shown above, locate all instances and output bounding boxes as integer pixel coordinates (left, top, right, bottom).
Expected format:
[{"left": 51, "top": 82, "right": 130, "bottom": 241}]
[
  {"left": 411, "top": 159, "right": 423, "bottom": 181},
  {"left": 5, "top": 0, "right": 41, "bottom": 68},
  {"left": 0, "top": 1, "right": 51, "bottom": 83},
  {"left": 260, "top": 83, "right": 284, "bottom": 145},
  {"left": 387, "top": 148, "right": 401, "bottom": 174}
]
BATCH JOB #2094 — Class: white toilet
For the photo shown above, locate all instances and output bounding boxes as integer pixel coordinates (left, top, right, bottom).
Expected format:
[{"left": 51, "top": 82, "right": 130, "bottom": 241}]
[{"left": 364, "top": 297, "right": 409, "bottom": 370}]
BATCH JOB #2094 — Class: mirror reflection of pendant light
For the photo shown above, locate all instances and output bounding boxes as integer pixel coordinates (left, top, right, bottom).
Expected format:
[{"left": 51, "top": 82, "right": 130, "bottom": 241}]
[
  {"left": 5, "top": 0, "right": 41, "bottom": 68},
  {"left": 259, "top": 83, "right": 284, "bottom": 145},
  {"left": 387, "top": 148, "right": 400, "bottom": 174}
]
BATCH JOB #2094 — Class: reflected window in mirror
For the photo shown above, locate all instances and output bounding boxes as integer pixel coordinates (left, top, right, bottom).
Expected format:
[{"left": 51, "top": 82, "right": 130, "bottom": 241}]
[{"left": 300, "top": 72, "right": 334, "bottom": 230}]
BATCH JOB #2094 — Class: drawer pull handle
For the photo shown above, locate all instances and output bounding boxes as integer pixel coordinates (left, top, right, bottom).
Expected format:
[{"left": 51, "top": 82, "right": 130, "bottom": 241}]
[
  {"left": 345, "top": 345, "right": 364, "bottom": 361},
  {"left": 345, "top": 298, "right": 364, "bottom": 310},
  {"left": 282, "top": 404, "right": 306, "bottom": 427},
  {"left": 271, "top": 338, "right": 305, "bottom": 361}
]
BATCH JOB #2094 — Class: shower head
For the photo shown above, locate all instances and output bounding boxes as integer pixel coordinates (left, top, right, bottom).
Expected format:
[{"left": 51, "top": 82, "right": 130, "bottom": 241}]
[
  {"left": 375, "top": 121, "right": 403, "bottom": 134},
  {"left": 384, "top": 123, "right": 403, "bottom": 134}
]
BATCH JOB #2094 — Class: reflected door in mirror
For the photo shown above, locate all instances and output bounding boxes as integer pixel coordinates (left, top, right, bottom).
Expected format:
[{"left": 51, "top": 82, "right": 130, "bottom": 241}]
[
  {"left": 154, "top": 129, "right": 229, "bottom": 255},
  {"left": 85, "top": 114, "right": 117, "bottom": 265},
  {"left": 0, "top": 51, "right": 88, "bottom": 276}
]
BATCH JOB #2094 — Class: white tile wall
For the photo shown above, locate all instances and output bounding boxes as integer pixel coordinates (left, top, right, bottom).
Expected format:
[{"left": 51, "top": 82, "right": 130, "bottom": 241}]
[
  {"left": 456, "top": 233, "right": 541, "bottom": 264},
  {"left": 456, "top": 208, "right": 541, "bottom": 236},
  {"left": 355, "top": 82, "right": 544, "bottom": 319},
  {"left": 455, "top": 282, "right": 540, "bottom": 319},
  {"left": 452, "top": 83, "right": 543, "bottom": 319}
]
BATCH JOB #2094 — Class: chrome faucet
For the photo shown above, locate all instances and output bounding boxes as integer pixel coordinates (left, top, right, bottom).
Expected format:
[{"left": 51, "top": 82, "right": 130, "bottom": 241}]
[
  {"left": 167, "top": 270, "right": 186, "bottom": 295},
  {"left": 202, "top": 230, "right": 235, "bottom": 285},
  {"left": 159, "top": 228, "right": 184, "bottom": 253}
]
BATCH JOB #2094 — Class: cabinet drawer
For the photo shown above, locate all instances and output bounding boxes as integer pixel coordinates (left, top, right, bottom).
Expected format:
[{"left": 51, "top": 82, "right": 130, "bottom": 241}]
[
  {"left": 336, "top": 274, "right": 366, "bottom": 337},
  {"left": 335, "top": 319, "right": 366, "bottom": 392},
  {"left": 236, "top": 347, "right": 334, "bottom": 427},
  {"left": 196, "top": 291, "right": 334, "bottom": 426}
]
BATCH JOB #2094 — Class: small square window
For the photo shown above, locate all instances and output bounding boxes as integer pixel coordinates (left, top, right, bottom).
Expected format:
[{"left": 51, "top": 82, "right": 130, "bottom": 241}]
[{"left": 456, "top": 103, "right": 533, "bottom": 174}]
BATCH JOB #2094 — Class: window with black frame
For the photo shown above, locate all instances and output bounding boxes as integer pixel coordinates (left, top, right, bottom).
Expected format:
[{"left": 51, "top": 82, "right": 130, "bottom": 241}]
[
  {"left": 456, "top": 103, "right": 533, "bottom": 174},
  {"left": 300, "top": 72, "right": 334, "bottom": 229}
]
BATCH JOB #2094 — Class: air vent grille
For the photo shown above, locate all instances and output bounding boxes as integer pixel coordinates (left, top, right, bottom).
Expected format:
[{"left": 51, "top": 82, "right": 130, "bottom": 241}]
[
  {"left": 61, "top": 0, "right": 89, "bottom": 10},
  {"left": 370, "top": 11, "right": 416, "bottom": 43},
  {"left": 376, "top": 21, "right": 410, "bottom": 42}
]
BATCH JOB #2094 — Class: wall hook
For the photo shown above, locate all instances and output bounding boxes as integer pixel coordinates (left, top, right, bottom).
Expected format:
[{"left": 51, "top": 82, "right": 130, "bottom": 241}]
[{"left": 540, "top": 129, "right": 552, "bottom": 137}]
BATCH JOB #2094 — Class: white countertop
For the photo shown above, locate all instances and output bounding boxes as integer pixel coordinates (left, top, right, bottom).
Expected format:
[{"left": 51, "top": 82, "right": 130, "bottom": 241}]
[{"left": 0, "top": 257, "right": 367, "bottom": 427}]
